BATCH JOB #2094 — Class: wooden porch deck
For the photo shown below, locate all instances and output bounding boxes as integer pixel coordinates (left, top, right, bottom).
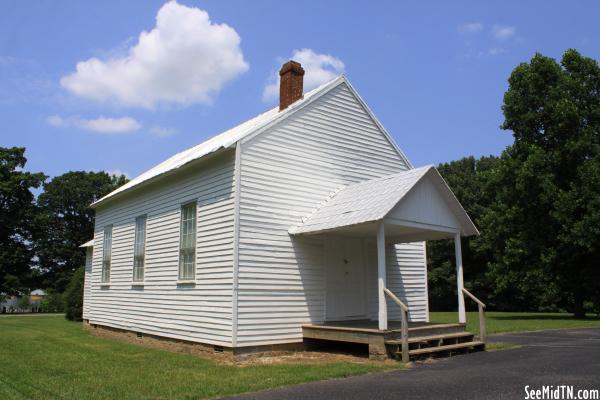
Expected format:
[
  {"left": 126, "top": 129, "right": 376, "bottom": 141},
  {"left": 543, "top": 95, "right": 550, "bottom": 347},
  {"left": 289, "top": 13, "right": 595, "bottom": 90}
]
[
  {"left": 304, "top": 319, "right": 438, "bottom": 332},
  {"left": 302, "top": 319, "right": 481, "bottom": 360}
]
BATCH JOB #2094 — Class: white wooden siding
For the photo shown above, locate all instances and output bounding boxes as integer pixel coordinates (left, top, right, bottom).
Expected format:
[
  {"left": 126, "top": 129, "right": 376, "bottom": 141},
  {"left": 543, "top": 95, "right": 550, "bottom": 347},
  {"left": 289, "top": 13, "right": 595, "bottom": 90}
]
[
  {"left": 83, "top": 247, "right": 93, "bottom": 320},
  {"left": 366, "top": 241, "right": 428, "bottom": 321},
  {"left": 236, "top": 81, "right": 427, "bottom": 347},
  {"left": 89, "top": 152, "right": 236, "bottom": 346},
  {"left": 387, "top": 176, "right": 461, "bottom": 230}
]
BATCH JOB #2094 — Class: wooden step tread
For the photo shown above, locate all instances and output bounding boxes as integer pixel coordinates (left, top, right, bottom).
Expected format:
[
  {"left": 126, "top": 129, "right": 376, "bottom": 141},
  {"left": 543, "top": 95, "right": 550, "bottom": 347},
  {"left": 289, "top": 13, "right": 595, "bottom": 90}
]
[
  {"left": 406, "top": 323, "right": 465, "bottom": 332},
  {"left": 385, "top": 331, "right": 474, "bottom": 345},
  {"left": 408, "top": 341, "right": 485, "bottom": 356}
]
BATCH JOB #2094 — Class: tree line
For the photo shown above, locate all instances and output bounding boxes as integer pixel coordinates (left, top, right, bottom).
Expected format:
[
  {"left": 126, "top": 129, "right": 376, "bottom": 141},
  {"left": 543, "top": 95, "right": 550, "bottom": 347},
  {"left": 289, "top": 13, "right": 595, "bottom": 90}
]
[
  {"left": 0, "top": 148, "right": 127, "bottom": 317},
  {"left": 428, "top": 49, "right": 599, "bottom": 317},
  {"left": 0, "top": 49, "right": 598, "bottom": 319}
]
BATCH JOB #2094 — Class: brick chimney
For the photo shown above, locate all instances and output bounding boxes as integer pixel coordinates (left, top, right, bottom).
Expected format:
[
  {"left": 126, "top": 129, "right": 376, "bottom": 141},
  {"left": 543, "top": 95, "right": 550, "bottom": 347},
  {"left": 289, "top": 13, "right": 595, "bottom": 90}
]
[{"left": 279, "top": 60, "right": 305, "bottom": 111}]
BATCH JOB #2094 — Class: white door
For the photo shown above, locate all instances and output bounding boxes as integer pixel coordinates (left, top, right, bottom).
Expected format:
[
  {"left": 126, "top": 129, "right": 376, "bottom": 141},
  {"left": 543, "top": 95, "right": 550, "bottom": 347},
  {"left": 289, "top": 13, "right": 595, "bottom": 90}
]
[{"left": 326, "top": 236, "right": 367, "bottom": 320}]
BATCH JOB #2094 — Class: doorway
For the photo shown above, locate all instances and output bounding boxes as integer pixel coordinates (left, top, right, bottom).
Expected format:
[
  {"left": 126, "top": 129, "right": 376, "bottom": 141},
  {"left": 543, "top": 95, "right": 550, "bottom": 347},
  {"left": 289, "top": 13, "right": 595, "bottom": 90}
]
[{"left": 325, "top": 236, "right": 367, "bottom": 321}]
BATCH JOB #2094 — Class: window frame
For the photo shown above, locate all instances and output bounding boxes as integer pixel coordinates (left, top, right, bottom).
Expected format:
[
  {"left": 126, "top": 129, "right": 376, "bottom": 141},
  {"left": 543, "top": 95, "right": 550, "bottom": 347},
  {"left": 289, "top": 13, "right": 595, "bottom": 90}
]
[
  {"left": 178, "top": 202, "right": 197, "bottom": 281},
  {"left": 132, "top": 215, "right": 147, "bottom": 283},
  {"left": 101, "top": 225, "right": 113, "bottom": 284}
]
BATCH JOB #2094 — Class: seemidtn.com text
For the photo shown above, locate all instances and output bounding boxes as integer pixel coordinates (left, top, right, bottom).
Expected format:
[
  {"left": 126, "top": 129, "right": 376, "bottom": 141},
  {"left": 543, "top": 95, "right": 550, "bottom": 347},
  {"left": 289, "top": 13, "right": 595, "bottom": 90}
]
[{"left": 525, "top": 386, "right": 599, "bottom": 400}]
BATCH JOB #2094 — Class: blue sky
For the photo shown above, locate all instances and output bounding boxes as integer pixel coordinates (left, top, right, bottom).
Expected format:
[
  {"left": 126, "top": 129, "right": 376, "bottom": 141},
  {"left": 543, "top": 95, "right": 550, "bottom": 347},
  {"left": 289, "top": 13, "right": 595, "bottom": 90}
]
[{"left": 1, "top": 1, "right": 599, "bottom": 180}]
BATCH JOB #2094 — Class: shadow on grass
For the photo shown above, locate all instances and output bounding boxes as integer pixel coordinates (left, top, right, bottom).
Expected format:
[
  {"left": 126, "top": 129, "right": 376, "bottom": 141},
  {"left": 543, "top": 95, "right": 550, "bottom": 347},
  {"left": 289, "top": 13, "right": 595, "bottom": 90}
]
[{"left": 489, "top": 314, "right": 600, "bottom": 322}]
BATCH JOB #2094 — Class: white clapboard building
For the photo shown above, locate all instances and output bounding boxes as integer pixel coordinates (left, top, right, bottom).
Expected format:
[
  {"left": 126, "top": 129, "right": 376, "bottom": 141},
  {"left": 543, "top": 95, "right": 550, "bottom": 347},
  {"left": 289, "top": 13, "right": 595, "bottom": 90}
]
[{"left": 82, "top": 61, "right": 482, "bottom": 359}]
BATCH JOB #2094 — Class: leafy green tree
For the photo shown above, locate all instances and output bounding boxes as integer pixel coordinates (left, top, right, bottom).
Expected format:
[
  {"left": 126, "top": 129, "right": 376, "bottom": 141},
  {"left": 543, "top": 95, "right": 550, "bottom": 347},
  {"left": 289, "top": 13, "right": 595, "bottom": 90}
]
[
  {"left": 484, "top": 49, "right": 600, "bottom": 316},
  {"left": 64, "top": 267, "right": 84, "bottom": 321},
  {"left": 34, "top": 171, "right": 127, "bottom": 292},
  {"left": 427, "top": 155, "right": 498, "bottom": 310},
  {"left": 0, "top": 147, "right": 46, "bottom": 295},
  {"left": 17, "top": 294, "right": 30, "bottom": 312},
  {"left": 40, "top": 289, "right": 64, "bottom": 313}
]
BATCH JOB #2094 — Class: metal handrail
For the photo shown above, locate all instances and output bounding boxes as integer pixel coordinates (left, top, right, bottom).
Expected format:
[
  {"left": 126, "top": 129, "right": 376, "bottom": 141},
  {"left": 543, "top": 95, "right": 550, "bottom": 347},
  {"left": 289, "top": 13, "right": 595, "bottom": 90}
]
[
  {"left": 461, "top": 288, "right": 487, "bottom": 344},
  {"left": 384, "top": 288, "right": 409, "bottom": 363}
]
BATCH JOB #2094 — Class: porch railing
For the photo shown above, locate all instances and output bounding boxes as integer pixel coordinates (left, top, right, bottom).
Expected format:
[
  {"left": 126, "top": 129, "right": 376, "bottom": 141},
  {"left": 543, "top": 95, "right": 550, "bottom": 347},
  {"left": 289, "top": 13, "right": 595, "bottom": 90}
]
[
  {"left": 462, "top": 288, "right": 486, "bottom": 344},
  {"left": 383, "top": 287, "right": 409, "bottom": 363}
]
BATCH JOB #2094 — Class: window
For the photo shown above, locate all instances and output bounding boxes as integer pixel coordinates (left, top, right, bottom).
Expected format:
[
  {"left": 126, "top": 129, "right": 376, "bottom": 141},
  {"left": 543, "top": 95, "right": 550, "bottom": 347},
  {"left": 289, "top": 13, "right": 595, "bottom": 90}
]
[
  {"left": 133, "top": 215, "right": 147, "bottom": 282},
  {"left": 101, "top": 226, "right": 112, "bottom": 283},
  {"left": 179, "top": 202, "right": 197, "bottom": 280}
]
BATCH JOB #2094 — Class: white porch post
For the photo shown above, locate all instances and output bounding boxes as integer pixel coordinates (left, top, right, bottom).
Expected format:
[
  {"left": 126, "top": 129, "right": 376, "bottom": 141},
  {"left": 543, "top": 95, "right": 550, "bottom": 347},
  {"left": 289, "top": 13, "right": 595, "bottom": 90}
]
[
  {"left": 454, "top": 232, "right": 466, "bottom": 324},
  {"left": 377, "top": 223, "right": 387, "bottom": 330}
]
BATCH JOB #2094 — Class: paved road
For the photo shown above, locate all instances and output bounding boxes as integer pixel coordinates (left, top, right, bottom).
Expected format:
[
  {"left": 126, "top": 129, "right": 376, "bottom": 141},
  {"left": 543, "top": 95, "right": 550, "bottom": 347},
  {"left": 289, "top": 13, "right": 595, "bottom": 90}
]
[{"left": 227, "top": 328, "right": 600, "bottom": 400}]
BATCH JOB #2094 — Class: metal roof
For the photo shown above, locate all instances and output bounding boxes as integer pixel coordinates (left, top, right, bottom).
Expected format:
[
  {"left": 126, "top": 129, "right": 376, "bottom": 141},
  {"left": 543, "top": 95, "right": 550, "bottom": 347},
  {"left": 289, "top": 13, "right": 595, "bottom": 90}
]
[
  {"left": 289, "top": 165, "right": 479, "bottom": 237},
  {"left": 92, "top": 76, "right": 347, "bottom": 207}
]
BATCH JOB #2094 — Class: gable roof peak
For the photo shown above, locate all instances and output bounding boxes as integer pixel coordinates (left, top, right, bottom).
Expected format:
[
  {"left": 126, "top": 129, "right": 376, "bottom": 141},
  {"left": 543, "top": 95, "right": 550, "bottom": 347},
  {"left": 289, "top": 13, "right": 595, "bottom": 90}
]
[{"left": 289, "top": 165, "right": 478, "bottom": 237}]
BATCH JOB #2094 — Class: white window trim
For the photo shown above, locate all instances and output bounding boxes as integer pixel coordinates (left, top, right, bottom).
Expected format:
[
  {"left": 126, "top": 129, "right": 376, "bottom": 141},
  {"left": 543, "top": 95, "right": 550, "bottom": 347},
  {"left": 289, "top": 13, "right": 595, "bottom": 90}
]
[
  {"left": 132, "top": 215, "right": 147, "bottom": 283},
  {"left": 101, "top": 225, "right": 112, "bottom": 284},
  {"left": 178, "top": 201, "right": 197, "bottom": 281}
]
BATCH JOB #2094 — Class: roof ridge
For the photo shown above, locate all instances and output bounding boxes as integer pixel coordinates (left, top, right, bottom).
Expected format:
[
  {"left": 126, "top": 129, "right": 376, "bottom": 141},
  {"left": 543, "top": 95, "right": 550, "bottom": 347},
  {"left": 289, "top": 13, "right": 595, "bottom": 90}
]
[
  {"left": 289, "top": 183, "right": 346, "bottom": 234},
  {"left": 373, "top": 165, "right": 433, "bottom": 221},
  {"left": 342, "top": 165, "right": 433, "bottom": 189}
]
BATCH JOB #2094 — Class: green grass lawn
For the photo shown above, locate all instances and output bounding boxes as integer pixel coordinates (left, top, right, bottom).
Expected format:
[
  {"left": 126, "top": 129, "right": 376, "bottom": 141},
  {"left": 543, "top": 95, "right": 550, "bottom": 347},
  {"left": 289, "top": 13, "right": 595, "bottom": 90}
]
[
  {"left": 0, "top": 315, "right": 397, "bottom": 400},
  {"left": 2, "top": 313, "right": 599, "bottom": 399},
  {"left": 430, "top": 311, "right": 600, "bottom": 335}
]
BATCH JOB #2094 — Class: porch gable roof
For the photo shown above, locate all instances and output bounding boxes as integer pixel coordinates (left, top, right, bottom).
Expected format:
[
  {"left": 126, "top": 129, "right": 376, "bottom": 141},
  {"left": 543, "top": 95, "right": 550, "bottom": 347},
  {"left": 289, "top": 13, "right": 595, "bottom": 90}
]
[
  {"left": 288, "top": 165, "right": 479, "bottom": 237},
  {"left": 79, "top": 239, "right": 94, "bottom": 248}
]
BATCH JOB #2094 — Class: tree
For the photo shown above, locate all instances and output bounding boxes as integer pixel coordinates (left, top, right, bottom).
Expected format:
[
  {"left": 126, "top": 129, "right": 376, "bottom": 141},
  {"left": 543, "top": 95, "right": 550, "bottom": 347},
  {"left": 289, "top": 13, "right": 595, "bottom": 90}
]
[
  {"left": 34, "top": 171, "right": 127, "bottom": 292},
  {"left": 0, "top": 147, "right": 46, "bottom": 295},
  {"left": 484, "top": 49, "right": 600, "bottom": 316},
  {"left": 64, "top": 267, "right": 84, "bottom": 321},
  {"left": 40, "top": 289, "right": 64, "bottom": 313},
  {"left": 17, "top": 294, "right": 30, "bottom": 312},
  {"left": 426, "top": 156, "right": 498, "bottom": 310}
]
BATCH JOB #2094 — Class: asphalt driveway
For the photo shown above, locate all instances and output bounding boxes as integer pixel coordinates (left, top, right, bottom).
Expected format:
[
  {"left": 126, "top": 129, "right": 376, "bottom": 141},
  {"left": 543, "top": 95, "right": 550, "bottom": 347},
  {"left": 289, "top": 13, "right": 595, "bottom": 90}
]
[{"left": 226, "top": 328, "right": 600, "bottom": 400}]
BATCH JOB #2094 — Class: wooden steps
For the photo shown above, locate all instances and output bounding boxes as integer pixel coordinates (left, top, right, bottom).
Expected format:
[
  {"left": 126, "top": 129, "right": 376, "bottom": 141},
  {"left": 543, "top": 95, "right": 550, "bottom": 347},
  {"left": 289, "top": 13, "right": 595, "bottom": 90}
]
[
  {"left": 407, "top": 323, "right": 467, "bottom": 337},
  {"left": 385, "top": 323, "right": 485, "bottom": 360},
  {"left": 386, "top": 331, "right": 475, "bottom": 345},
  {"left": 409, "top": 341, "right": 485, "bottom": 356}
]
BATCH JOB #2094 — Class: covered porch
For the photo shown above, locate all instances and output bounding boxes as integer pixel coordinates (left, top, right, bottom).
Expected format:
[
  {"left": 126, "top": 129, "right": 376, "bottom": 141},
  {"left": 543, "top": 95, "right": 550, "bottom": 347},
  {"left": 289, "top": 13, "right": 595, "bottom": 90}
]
[{"left": 289, "top": 166, "right": 486, "bottom": 360}]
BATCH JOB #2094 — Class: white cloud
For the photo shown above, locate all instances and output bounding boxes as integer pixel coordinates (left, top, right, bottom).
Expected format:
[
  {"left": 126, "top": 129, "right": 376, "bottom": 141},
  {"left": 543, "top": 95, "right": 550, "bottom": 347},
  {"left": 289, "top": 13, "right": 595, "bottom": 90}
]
[
  {"left": 60, "top": 1, "right": 248, "bottom": 109},
  {"left": 81, "top": 117, "right": 141, "bottom": 133},
  {"left": 106, "top": 169, "right": 130, "bottom": 178},
  {"left": 492, "top": 25, "right": 516, "bottom": 40},
  {"left": 47, "top": 115, "right": 141, "bottom": 134},
  {"left": 149, "top": 126, "right": 177, "bottom": 137},
  {"left": 262, "top": 48, "right": 345, "bottom": 102},
  {"left": 459, "top": 22, "right": 483, "bottom": 33}
]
